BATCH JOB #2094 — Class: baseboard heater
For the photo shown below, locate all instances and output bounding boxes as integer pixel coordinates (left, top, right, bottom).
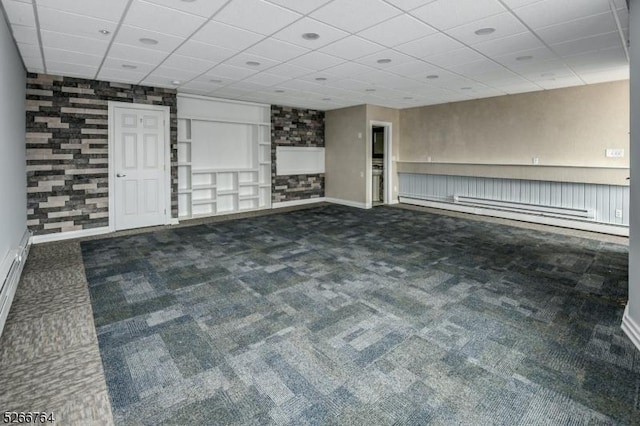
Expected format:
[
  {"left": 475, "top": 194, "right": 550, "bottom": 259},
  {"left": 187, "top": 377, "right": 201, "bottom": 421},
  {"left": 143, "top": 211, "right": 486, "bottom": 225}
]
[
  {"left": 0, "top": 230, "right": 31, "bottom": 338},
  {"left": 453, "top": 195, "right": 595, "bottom": 220}
]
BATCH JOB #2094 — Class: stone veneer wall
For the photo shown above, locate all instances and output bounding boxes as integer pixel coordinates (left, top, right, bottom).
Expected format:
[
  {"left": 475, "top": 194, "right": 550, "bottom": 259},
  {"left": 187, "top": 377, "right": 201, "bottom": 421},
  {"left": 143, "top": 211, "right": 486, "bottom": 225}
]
[
  {"left": 271, "top": 105, "right": 325, "bottom": 203},
  {"left": 25, "top": 73, "right": 178, "bottom": 235}
]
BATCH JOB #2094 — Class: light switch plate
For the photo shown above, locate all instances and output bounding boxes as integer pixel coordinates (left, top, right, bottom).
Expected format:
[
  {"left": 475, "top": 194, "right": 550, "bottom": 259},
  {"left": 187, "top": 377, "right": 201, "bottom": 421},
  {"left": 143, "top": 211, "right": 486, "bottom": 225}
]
[{"left": 606, "top": 148, "right": 624, "bottom": 158}]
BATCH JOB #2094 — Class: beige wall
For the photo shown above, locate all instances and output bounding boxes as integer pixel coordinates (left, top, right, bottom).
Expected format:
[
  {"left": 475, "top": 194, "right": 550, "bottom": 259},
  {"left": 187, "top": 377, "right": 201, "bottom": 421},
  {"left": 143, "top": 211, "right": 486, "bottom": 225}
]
[
  {"left": 325, "top": 105, "right": 367, "bottom": 204},
  {"left": 366, "top": 105, "right": 400, "bottom": 203},
  {"left": 399, "top": 80, "right": 630, "bottom": 184}
]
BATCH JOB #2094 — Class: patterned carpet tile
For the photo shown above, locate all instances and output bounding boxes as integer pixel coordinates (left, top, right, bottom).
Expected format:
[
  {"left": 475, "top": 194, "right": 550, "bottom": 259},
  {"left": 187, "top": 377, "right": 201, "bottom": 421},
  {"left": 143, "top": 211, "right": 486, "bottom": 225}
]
[{"left": 81, "top": 205, "right": 639, "bottom": 425}]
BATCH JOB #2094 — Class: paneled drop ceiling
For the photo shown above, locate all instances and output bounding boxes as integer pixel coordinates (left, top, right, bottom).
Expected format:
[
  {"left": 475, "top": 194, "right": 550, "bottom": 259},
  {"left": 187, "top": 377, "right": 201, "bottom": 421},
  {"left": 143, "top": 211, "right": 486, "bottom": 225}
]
[{"left": 0, "top": 0, "right": 630, "bottom": 110}]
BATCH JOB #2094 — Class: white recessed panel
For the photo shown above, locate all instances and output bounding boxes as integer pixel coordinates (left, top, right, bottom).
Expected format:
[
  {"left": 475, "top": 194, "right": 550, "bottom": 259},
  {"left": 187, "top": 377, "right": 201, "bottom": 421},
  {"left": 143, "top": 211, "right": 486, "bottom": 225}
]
[
  {"left": 174, "top": 40, "right": 235, "bottom": 63},
  {"left": 276, "top": 147, "right": 325, "bottom": 175},
  {"left": 192, "top": 121, "right": 253, "bottom": 169},
  {"left": 123, "top": 133, "right": 138, "bottom": 169},
  {"left": 311, "top": 0, "right": 401, "bottom": 33},
  {"left": 514, "top": 0, "right": 611, "bottom": 29},
  {"left": 124, "top": 1, "right": 206, "bottom": 37},
  {"left": 358, "top": 14, "right": 436, "bottom": 47},
  {"left": 245, "top": 38, "right": 310, "bottom": 62},
  {"left": 144, "top": 180, "right": 159, "bottom": 213},
  {"left": 37, "top": 0, "right": 129, "bottom": 22},
  {"left": 143, "top": 135, "right": 159, "bottom": 168},
  {"left": 272, "top": 17, "right": 349, "bottom": 48},
  {"left": 318, "top": 36, "right": 385, "bottom": 61},
  {"left": 395, "top": 33, "right": 465, "bottom": 59},
  {"left": 142, "top": 0, "right": 227, "bottom": 18},
  {"left": 192, "top": 21, "right": 263, "bottom": 51},
  {"left": 410, "top": 0, "right": 505, "bottom": 30},
  {"left": 37, "top": 7, "right": 118, "bottom": 39},
  {"left": 263, "top": 0, "right": 333, "bottom": 14},
  {"left": 3, "top": 0, "right": 35, "bottom": 26},
  {"left": 213, "top": 0, "right": 301, "bottom": 35},
  {"left": 115, "top": 26, "right": 184, "bottom": 52}
]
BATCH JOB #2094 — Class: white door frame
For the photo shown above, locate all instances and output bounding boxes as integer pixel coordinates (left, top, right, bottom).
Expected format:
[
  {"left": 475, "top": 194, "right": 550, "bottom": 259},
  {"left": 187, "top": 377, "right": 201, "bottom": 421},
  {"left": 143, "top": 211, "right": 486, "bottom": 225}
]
[
  {"left": 368, "top": 120, "right": 393, "bottom": 207},
  {"left": 108, "top": 101, "right": 172, "bottom": 232}
]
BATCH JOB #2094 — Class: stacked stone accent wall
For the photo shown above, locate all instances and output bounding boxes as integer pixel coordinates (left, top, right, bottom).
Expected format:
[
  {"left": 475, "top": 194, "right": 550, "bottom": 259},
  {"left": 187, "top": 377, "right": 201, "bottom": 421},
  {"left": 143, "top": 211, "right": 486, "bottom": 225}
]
[
  {"left": 271, "top": 105, "right": 325, "bottom": 203},
  {"left": 25, "top": 73, "right": 178, "bottom": 235}
]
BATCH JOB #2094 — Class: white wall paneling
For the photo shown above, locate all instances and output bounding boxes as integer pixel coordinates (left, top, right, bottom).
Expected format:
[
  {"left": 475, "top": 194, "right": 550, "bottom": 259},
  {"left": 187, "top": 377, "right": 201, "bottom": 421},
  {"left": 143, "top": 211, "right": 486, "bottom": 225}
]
[
  {"left": 399, "top": 173, "right": 630, "bottom": 227},
  {"left": 276, "top": 146, "right": 326, "bottom": 175}
]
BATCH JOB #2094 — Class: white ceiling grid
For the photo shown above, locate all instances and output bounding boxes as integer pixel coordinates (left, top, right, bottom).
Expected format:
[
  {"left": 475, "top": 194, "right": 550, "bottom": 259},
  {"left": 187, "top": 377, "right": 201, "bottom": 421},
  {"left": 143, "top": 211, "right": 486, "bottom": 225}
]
[{"left": 0, "top": 0, "right": 629, "bottom": 110}]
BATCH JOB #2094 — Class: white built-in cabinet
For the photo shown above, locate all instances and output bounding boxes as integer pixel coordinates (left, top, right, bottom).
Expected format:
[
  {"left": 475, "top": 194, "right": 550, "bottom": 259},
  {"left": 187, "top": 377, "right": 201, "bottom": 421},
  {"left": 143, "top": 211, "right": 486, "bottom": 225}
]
[{"left": 177, "top": 95, "right": 271, "bottom": 220}]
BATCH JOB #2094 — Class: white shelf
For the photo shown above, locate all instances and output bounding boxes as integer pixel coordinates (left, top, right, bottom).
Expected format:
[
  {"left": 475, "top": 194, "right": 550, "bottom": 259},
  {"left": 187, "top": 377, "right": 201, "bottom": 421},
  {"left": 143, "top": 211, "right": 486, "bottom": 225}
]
[
  {"left": 178, "top": 140, "right": 192, "bottom": 143},
  {"left": 239, "top": 182, "right": 258, "bottom": 186},
  {"left": 240, "top": 195, "right": 259, "bottom": 200},
  {"left": 192, "top": 184, "right": 217, "bottom": 190},
  {"left": 178, "top": 189, "right": 192, "bottom": 194},
  {"left": 188, "top": 116, "right": 270, "bottom": 126},
  {"left": 178, "top": 162, "right": 192, "bottom": 166},
  {"left": 217, "top": 190, "right": 238, "bottom": 195},
  {"left": 192, "top": 199, "right": 217, "bottom": 206}
]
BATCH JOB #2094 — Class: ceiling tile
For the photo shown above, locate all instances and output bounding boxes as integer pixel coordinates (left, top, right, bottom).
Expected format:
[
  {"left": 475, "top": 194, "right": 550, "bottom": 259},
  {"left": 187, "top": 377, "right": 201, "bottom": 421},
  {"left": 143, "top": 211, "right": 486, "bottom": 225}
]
[
  {"left": 213, "top": 0, "right": 301, "bottom": 35},
  {"left": 358, "top": 14, "right": 436, "bottom": 47},
  {"left": 424, "top": 47, "right": 486, "bottom": 68},
  {"left": 310, "top": 0, "right": 401, "bottom": 33},
  {"left": 266, "top": 63, "right": 314, "bottom": 78},
  {"left": 11, "top": 24, "right": 38, "bottom": 44},
  {"left": 37, "top": 7, "right": 118, "bottom": 40},
  {"left": 161, "top": 54, "right": 217, "bottom": 74},
  {"left": 244, "top": 38, "right": 310, "bottom": 62},
  {"left": 318, "top": 36, "right": 385, "bottom": 60},
  {"left": 513, "top": 0, "right": 611, "bottom": 29},
  {"left": 149, "top": 65, "right": 203, "bottom": 82},
  {"left": 564, "top": 46, "right": 628, "bottom": 72},
  {"left": 178, "top": 80, "right": 224, "bottom": 93},
  {"left": 535, "top": 12, "right": 618, "bottom": 46},
  {"left": 449, "top": 59, "right": 507, "bottom": 77},
  {"left": 101, "top": 57, "right": 157, "bottom": 74},
  {"left": 16, "top": 41, "right": 40, "bottom": 59},
  {"left": 445, "top": 12, "right": 528, "bottom": 46},
  {"left": 140, "top": 75, "right": 179, "bottom": 88},
  {"left": 108, "top": 42, "right": 170, "bottom": 64},
  {"left": 272, "top": 17, "right": 349, "bottom": 48},
  {"left": 173, "top": 40, "right": 235, "bottom": 63},
  {"left": 124, "top": 1, "right": 206, "bottom": 38},
  {"left": 41, "top": 30, "right": 110, "bottom": 53},
  {"left": 97, "top": 67, "right": 148, "bottom": 84},
  {"left": 551, "top": 31, "right": 624, "bottom": 57},
  {"left": 493, "top": 47, "right": 558, "bottom": 69},
  {"left": 385, "top": 59, "right": 443, "bottom": 79},
  {"left": 354, "top": 49, "right": 414, "bottom": 69},
  {"left": 142, "top": 0, "right": 228, "bottom": 18},
  {"left": 500, "top": 0, "right": 544, "bottom": 9},
  {"left": 241, "top": 72, "right": 292, "bottom": 87},
  {"left": 223, "top": 53, "right": 280, "bottom": 71},
  {"left": 36, "top": 0, "right": 129, "bottom": 22},
  {"left": 382, "top": 0, "right": 438, "bottom": 12},
  {"left": 263, "top": 0, "right": 333, "bottom": 14},
  {"left": 579, "top": 67, "right": 629, "bottom": 84},
  {"left": 410, "top": 0, "right": 505, "bottom": 31},
  {"left": 323, "top": 61, "right": 376, "bottom": 78},
  {"left": 535, "top": 75, "right": 584, "bottom": 89},
  {"left": 473, "top": 32, "right": 544, "bottom": 57},
  {"left": 114, "top": 25, "right": 184, "bottom": 52},
  {"left": 3, "top": 0, "right": 35, "bottom": 26},
  {"left": 287, "top": 51, "right": 346, "bottom": 71},
  {"left": 204, "top": 64, "right": 262, "bottom": 80},
  {"left": 43, "top": 47, "right": 103, "bottom": 67},
  {"left": 395, "top": 33, "right": 465, "bottom": 59},
  {"left": 46, "top": 61, "right": 98, "bottom": 78},
  {"left": 192, "top": 21, "right": 264, "bottom": 51}
]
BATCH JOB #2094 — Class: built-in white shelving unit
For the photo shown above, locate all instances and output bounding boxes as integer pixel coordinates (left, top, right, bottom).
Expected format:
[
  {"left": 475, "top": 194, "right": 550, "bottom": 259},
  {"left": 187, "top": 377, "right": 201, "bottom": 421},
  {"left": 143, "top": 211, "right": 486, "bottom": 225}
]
[{"left": 177, "top": 95, "right": 271, "bottom": 220}]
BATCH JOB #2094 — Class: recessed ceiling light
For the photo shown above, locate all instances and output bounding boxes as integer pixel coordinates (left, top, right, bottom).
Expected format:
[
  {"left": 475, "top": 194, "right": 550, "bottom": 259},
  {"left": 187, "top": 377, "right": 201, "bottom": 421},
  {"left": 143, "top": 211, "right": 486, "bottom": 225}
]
[
  {"left": 315, "top": 77, "right": 327, "bottom": 81},
  {"left": 516, "top": 55, "right": 533, "bottom": 61},
  {"left": 121, "top": 64, "right": 137, "bottom": 70},
  {"left": 377, "top": 58, "right": 392, "bottom": 64},
  {"left": 210, "top": 79, "right": 222, "bottom": 83},
  {"left": 275, "top": 89, "right": 285, "bottom": 93},
  {"left": 302, "top": 32, "right": 320, "bottom": 40},
  {"left": 461, "top": 87, "right": 472, "bottom": 90},
  {"left": 365, "top": 88, "right": 376, "bottom": 92},
  {"left": 474, "top": 27, "right": 496, "bottom": 36},
  {"left": 171, "top": 80, "right": 181, "bottom": 85},
  {"left": 426, "top": 74, "right": 439, "bottom": 79},
  {"left": 98, "top": 29, "right": 110, "bottom": 35},
  {"left": 139, "top": 38, "right": 158, "bottom": 45},
  {"left": 246, "top": 61, "right": 261, "bottom": 66}
]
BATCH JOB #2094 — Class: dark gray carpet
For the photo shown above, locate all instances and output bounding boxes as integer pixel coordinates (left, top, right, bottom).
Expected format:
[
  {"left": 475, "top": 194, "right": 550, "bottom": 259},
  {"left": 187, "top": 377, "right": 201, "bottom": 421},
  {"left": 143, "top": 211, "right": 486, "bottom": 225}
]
[{"left": 81, "top": 205, "right": 639, "bottom": 425}]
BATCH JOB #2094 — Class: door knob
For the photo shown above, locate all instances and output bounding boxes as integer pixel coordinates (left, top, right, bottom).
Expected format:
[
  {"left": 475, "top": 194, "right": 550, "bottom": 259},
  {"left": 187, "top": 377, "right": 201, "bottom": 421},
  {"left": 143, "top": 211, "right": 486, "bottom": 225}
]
[{"left": 117, "top": 173, "right": 127, "bottom": 177}]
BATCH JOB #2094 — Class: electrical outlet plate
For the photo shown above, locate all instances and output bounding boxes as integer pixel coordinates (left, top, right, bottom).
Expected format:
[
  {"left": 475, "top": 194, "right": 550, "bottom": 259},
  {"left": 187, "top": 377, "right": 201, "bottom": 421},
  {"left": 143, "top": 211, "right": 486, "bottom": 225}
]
[
  {"left": 615, "top": 209, "right": 623, "bottom": 218},
  {"left": 606, "top": 148, "right": 624, "bottom": 158}
]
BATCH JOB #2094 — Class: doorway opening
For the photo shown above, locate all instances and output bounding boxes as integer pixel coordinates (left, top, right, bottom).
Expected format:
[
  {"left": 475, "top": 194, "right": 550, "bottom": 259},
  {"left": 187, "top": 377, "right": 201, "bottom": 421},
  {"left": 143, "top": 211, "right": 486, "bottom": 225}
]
[
  {"left": 369, "top": 120, "right": 393, "bottom": 208},
  {"left": 372, "top": 126, "right": 385, "bottom": 206}
]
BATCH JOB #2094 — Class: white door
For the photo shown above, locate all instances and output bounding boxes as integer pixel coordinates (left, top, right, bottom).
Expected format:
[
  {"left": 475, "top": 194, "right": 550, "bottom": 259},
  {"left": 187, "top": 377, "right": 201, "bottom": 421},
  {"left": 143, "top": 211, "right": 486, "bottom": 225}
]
[{"left": 113, "top": 107, "right": 167, "bottom": 230}]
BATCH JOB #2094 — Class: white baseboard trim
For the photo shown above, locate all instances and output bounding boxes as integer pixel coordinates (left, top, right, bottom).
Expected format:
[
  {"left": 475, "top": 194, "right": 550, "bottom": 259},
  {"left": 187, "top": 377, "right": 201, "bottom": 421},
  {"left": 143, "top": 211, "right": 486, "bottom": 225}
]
[
  {"left": 388, "top": 199, "right": 399, "bottom": 205},
  {"left": 399, "top": 197, "right": 629, "bottom": 237},
  {"left": 0, "top": 229, "right": 31, "bottom": 338},
  {"left": 325, "top": 198, "right": 370, "bottom": 209},
  {"left": 30, "top": 226, "right": 111, "bottom": 244},
  {"left": 622, "top": 305, "right": 640, "bottom": 352},
  {"left": 272, "top": 198, "right": 327, "bottom": 209},
  {"left": 168, "top": 218, "right": 179, "bottom": 225}
]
